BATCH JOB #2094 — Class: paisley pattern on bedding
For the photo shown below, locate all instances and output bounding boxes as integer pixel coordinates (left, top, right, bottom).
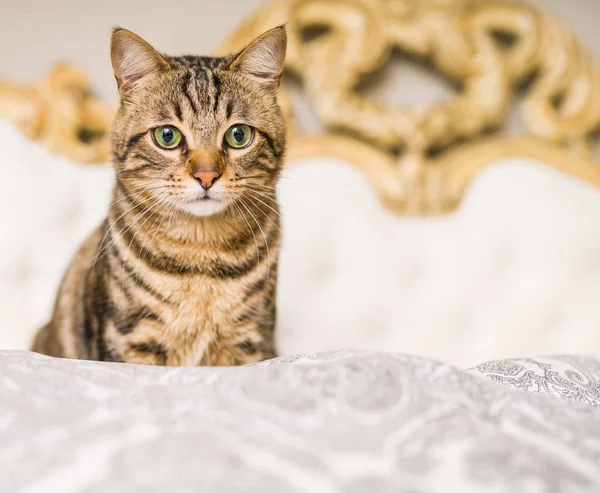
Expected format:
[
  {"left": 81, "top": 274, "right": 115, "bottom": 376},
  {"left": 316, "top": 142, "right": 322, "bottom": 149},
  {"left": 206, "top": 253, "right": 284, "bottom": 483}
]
[{"left": 1, "top": 350, "right": 599, "bottom": 492}]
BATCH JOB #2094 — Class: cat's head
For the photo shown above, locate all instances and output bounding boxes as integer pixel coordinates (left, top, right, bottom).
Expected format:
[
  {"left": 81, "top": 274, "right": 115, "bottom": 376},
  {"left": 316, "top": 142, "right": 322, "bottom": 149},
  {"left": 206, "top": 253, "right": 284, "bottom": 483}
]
[{"left": 110, "top": 26, "right": 286, "bottom": 218}]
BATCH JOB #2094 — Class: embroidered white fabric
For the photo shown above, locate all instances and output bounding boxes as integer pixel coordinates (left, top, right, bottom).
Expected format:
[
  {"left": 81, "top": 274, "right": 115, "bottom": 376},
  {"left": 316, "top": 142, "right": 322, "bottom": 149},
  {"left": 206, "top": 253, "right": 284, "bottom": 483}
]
[
  {"left": 0, "top": 350, "right": 599, "bottom": 492},
  {"left": 2, "top": 118, "right": 600, "bottom": 365}
]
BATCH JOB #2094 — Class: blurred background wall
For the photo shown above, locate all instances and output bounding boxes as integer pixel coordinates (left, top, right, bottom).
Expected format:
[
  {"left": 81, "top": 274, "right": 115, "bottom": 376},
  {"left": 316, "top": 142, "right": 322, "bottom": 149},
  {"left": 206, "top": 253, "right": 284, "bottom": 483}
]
[{"left": 1, "top": 0, "right": 599, "bottom": 101}]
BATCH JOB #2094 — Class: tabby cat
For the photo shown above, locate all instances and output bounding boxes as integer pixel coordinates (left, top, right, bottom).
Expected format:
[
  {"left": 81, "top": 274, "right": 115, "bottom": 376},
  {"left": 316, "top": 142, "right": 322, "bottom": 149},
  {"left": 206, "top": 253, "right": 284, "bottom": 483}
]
[{"left": 31, "top": 26, "right": 287, "bottom": 365}]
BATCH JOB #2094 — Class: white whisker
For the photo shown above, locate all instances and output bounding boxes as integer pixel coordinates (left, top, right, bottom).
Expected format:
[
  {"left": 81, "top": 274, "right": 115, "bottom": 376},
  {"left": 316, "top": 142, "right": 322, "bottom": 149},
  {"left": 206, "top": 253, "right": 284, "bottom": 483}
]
[
  {"left": 232, "top": 199, "right": 259, "bottom": 265},
  {"left": 238, "top": 197, "right": 270, "bottom": 280}
]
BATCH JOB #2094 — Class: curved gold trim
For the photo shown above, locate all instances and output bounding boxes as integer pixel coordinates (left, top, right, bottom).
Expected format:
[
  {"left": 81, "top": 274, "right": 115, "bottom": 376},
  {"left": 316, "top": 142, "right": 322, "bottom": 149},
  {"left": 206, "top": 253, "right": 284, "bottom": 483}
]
[
  {"left": 441, "top": 136, "right": 600, "bottom": 200},
  {"left": 287, "top": 133, "right": 600, "bottom": 214}
]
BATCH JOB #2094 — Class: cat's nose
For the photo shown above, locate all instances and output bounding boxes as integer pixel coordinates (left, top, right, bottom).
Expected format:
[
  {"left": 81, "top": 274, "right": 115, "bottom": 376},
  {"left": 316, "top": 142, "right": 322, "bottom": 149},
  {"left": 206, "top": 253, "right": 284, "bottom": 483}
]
[{"left": 192, "top": 169, "right": 221, "bottom": 190}]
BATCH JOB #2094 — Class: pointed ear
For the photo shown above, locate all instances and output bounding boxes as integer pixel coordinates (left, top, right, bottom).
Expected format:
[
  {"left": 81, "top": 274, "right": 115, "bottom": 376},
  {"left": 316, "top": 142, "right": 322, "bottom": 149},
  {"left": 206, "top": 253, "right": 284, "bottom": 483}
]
[
  {"left": 230, "top": 26, "right": 287, "bottom": 89},
  {"left": 110, "top": 28, "right": 170, "bottom": 97}
]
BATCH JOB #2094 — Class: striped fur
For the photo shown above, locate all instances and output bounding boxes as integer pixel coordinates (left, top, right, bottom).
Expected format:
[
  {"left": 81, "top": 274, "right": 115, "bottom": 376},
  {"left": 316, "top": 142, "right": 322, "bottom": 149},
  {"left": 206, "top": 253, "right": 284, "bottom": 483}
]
[{"left": 31, "top": 27, "right": 287, "bottom": 366}]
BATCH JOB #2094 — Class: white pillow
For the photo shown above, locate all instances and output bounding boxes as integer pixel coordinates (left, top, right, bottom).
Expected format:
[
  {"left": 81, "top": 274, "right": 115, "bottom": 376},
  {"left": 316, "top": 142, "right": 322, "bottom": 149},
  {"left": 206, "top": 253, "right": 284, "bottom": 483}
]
[
  {"left": 2, "top": 118, "right": 600, "bottom": 366},
  {"left": 277, "top": 157, "right": 600, "bottom": 365},
  {"left": 0, "top": 120, "right": 112, "bottom": 349}
]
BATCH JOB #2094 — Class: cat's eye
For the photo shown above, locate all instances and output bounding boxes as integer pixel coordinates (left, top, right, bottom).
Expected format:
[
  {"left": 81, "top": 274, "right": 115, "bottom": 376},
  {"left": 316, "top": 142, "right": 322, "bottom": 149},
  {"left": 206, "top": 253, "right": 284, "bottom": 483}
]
[
  {"left": 152, "top": 126, "right": 183, "bottom": 150},
  {"left": 224, "top": 124, "right": 254, "bottom": 149}
]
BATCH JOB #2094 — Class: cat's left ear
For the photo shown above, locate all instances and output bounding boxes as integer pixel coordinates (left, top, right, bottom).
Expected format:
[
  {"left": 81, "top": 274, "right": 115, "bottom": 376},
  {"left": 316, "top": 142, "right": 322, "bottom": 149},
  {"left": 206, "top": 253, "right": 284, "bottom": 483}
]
[
  {"left": 111, "top": 28, "right": 170, "bottom": 98},
  {"left": 230, "top": 26, "right": 287, "bottom": 90}
]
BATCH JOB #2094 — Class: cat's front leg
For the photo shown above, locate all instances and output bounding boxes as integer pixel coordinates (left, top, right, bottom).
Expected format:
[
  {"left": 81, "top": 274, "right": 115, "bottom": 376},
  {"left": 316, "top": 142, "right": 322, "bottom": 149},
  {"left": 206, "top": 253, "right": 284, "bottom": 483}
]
[{"left": 107, "top": 319, "right": 168, "bottom": 365}]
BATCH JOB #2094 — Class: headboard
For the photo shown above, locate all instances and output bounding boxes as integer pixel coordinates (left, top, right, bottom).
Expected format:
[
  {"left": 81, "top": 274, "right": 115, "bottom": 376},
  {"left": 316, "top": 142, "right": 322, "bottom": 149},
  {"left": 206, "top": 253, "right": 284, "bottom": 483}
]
[
  {"left": 2, "top": 0, "right": 600, "bottom": 215},
  {"left": 3, "top": 0, "right": 600, "bottom": 364}
]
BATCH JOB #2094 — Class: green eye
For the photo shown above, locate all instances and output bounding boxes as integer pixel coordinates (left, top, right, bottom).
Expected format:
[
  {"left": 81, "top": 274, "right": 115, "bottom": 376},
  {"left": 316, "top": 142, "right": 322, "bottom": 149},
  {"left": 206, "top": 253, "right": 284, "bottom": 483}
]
[
  {"left": 224, "top": 124, "right": 254, "bottom": 149},
  {"left": 153, "top": 126, "right": 182, "bottom": 149}
]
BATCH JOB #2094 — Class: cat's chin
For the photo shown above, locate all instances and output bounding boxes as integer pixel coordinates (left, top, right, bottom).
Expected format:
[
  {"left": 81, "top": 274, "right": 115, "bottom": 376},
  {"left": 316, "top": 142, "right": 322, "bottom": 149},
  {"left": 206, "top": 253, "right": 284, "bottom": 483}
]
[{"left": 178, "top": 198, "right": 228, "bottom": 217}]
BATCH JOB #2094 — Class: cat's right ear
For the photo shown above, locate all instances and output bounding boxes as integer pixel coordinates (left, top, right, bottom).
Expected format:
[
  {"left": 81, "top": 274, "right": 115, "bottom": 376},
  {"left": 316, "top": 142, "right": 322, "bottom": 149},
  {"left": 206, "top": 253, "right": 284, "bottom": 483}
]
[
  {"left": 110, "top": 28, "right": 170, "bottom": 98},
  {"left": 230, "top": 26, "right": 287, "bottom": 90}
]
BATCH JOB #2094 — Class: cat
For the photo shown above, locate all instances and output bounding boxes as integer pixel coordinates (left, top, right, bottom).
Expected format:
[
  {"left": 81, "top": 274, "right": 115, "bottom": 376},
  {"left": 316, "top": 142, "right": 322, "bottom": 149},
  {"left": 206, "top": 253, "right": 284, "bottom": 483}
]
[{"left": 31, "top": 26, "right": 287, "bottom": 366}]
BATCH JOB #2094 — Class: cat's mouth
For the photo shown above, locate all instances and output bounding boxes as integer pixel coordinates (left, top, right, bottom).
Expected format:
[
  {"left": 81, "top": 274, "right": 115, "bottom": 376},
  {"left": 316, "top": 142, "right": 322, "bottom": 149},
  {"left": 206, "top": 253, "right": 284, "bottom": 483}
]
[
  {"left": 177, "top": 192, "right": 228, "bottom": 217},
  {"left": 184, "top": 190, "right": 219, "bottom": 203}
]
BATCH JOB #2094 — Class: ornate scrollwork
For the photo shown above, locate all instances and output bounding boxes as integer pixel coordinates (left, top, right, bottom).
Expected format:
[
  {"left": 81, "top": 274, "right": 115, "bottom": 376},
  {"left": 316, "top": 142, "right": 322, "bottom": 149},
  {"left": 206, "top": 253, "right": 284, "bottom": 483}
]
[
  {"left": 221, "top": 0, "right": 600, "bottom": 213},
  {"left": 2, "top": 0, "right": 600, "bottom": 214},
  {"left": 0, "top": 64, "right": 114, "bottom": 163}
]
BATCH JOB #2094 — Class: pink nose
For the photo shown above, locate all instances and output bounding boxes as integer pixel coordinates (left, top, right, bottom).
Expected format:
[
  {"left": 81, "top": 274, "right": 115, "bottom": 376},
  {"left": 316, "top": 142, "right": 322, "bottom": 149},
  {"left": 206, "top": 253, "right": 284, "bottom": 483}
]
[{"left": 192, "top": 169, "right": 221, "bottom": 189}]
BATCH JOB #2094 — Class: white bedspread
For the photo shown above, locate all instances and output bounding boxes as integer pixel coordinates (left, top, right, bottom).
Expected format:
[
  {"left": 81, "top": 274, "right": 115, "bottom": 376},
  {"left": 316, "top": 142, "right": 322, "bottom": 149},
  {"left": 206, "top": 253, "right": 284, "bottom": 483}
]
[{"left": 1, "top": 350, "right": 599, "bottom": 492}]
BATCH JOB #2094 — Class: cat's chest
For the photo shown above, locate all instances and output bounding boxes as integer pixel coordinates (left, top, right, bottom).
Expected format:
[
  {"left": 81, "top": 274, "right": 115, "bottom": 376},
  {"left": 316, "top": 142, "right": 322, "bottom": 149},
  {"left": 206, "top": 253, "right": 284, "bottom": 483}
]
[{"left": 160, "top": 278, "right": 241, "bottom": 365}]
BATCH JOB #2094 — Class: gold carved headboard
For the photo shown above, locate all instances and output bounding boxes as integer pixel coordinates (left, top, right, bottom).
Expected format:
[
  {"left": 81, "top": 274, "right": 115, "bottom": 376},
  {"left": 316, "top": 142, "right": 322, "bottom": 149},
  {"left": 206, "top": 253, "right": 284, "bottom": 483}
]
[{"left": 2, "top": 0, "right": 600, "bottom": 214}]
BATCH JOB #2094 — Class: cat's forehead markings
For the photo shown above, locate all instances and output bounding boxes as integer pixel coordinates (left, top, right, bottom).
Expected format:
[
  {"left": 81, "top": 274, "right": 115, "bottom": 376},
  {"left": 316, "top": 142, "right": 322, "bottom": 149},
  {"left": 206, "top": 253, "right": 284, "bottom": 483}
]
[{"left": 166, "top": 55, "right": 231, "bottom": 70}]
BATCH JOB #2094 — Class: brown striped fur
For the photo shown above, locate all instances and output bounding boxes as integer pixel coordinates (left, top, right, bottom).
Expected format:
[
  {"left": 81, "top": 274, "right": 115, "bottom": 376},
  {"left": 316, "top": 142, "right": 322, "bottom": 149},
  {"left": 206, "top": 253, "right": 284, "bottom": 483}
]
[{"left": 31, "top": 27, "right": 287, "bottom": 365}]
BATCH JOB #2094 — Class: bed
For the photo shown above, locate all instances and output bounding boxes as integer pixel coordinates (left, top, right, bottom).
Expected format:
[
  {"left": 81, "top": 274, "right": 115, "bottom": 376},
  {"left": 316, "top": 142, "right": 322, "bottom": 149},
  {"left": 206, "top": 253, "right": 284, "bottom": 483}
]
[{"left": 1, "top": 0, "right": 600, "bottom": 490}]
